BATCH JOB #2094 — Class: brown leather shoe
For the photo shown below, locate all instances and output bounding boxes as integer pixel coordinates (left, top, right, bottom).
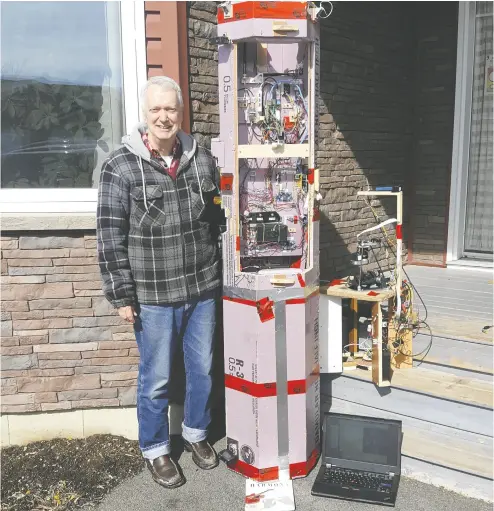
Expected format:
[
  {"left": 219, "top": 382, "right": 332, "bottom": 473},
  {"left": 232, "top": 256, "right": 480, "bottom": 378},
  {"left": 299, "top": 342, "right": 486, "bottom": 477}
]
[
  {"left": 145, "top": 455, "right": 185, "bottom": 488},
  {"left": 183, "top": 439, "right": 219, "bottom": 470}
]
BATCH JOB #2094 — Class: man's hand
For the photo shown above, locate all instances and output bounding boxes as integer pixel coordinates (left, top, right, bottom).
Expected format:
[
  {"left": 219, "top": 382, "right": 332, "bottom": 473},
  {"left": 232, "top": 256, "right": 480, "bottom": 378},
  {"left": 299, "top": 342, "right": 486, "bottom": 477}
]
[{"left": 118, "top": 305, "right": 136, "bottom": 324}]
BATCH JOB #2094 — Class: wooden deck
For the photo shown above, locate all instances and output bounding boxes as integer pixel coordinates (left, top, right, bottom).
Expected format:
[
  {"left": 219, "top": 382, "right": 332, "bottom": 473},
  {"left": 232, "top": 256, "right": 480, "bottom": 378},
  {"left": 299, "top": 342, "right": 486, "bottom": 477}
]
[{"left": 403, "top": 265, "right": 493, "bottom": 342}]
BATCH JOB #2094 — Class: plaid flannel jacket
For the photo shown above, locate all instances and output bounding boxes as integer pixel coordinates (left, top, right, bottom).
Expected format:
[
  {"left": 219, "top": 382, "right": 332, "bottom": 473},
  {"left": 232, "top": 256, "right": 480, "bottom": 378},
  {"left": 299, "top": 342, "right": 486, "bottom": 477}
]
[{"left": 97, "top": 127, "right": 222, "bottom": 307}]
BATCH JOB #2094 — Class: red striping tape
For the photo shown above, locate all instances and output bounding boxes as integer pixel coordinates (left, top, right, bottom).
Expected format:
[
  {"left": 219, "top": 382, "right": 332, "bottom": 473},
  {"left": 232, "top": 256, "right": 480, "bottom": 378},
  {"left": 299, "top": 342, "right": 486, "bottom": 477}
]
[
  {"left": 308, "top": 168, "right": 315, "bottom": 184},
  {"left": 220, "top": 174, "right": 234, "bottom": 191},
  {"left": 223, "top": 296, "right": 257, "bottom": 307},
  {"left": 396, "top": 224, "right": 402, "bottom": 240},
  {"left": 287, "top": 379, "right": 306, "bottom": 395},
  {"left": 306, "top": 448, "right": 320, "bottom": 472},
  {"left": 225, "top": 374, "right": 313, "bottom": 397},
  {"left": 231, "top": 449, "right": 320, "bottom": 482},
  {"left": 230, "top": 459, "right": 262, "bottom": 479},
  {"left": 290, "top": 258, "right": 302, "bottom": 269},
  {"left": 329, "top": 279, "right": 344, "bottom": 286},
  {"left": 218, "top": 1, "right": 308, "bottom": 25},
  {"left": 286, "top": 298, "right": 305, "bottom": 305},
  {"left": 289, "top": 448, "right": 320, "bottom": 478},
  {"left": 256, "top": 297, "right": 275, "bottom": 322},
  {"left": 236, "top": 236, "right": 241, "bottom": 251},
  {"left": 225, "top": 374, "right": 277, "bottom": 398},
  {"left": 297, "top": 273, "right": 306, "bottom": 288},
  {"left": 231, "top": 460, "right": 280, "bottom": 481},
  {"left": 286, "top": 289, "right": 319, "bottom": 305}
]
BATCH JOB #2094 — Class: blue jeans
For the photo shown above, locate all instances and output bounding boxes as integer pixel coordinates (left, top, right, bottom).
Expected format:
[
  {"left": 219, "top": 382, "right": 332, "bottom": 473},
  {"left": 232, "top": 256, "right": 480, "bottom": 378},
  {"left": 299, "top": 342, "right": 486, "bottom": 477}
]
[{"left": 134, "top": 291, "right": 217, "bottom": 460}]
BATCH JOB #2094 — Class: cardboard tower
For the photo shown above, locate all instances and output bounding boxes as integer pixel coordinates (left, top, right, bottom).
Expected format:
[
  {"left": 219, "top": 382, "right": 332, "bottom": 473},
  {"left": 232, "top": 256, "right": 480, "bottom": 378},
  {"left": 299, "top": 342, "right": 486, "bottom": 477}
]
[{"left": 211, "top": 1, "right": 321, "bottom": 481}]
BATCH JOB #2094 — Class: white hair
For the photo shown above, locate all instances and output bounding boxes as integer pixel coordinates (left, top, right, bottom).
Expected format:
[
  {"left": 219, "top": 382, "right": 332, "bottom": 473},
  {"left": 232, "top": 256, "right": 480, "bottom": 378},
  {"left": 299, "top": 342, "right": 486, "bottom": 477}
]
[{"left": 140, "top": 76, "right": 184, "bottom": 114}]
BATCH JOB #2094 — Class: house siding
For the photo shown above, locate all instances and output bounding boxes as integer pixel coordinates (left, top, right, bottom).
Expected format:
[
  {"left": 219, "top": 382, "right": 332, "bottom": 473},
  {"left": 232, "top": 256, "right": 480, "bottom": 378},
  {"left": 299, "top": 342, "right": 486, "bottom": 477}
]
[{"left": 1, "top": 234, "right": 136, "bottom": 413}]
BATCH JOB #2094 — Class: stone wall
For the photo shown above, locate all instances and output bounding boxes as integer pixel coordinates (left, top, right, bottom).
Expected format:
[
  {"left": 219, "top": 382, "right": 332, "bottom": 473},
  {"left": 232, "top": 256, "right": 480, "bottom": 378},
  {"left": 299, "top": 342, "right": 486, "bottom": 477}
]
[
  {"left": 316, "top": 2, "right": 415, "bottom": 280},
  {"left": 408, "top": 3, "right": 458, "bottom": 265},
  {"left": 1, "top": 234, "right": 136, "bottom": 414},
  {"left": 188, "top": 1, "right": 219, "bottom": 149}
]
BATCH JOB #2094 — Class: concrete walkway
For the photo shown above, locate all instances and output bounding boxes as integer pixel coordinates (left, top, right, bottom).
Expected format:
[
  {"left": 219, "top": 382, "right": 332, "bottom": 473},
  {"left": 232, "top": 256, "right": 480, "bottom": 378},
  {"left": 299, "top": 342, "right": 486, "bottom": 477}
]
[{"left": 97, "top": 437, "right": 492, "bottom": 511}]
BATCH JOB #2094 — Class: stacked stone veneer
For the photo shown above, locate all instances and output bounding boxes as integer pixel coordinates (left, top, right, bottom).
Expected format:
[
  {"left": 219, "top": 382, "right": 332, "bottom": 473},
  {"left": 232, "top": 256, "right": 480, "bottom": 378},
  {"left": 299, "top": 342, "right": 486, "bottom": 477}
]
[
  {"left": 188, "top": 1, "right": 220, "bottom": 149},
  {"left": 1, "top": 234, "right": 137, "bottom": 414}
]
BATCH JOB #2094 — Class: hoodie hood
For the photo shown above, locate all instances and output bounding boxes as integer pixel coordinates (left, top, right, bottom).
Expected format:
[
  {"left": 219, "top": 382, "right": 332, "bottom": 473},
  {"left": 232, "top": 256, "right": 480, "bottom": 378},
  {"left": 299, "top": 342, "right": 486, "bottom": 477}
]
[{"left": 121, "top": 122, "right": 197, "bottom": 163}]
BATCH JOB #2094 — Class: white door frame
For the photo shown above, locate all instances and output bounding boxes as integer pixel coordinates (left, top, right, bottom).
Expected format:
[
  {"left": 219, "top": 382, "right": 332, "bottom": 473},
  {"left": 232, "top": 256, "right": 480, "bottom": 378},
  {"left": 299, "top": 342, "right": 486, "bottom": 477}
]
[{"left": 447, "top": 2, "right": 477, "bottom": 263}]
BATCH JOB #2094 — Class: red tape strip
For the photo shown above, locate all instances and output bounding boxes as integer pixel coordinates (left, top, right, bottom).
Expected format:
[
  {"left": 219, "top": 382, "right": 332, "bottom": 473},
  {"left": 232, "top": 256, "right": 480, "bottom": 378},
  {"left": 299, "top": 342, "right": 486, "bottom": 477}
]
[
  {"left": 223, "top": 296, "right": 256, "bottom": 307},
  {"left": 225, "top": 375, "right": 318, "bottom": 397},
  {"left": 329, "top": 279, "right": 345, "bottom": 286},
  {"left": 396, "top": 224, "right": 402, "bottom": 240},
  {"left": 225, "top": 374, "right": 277, "bottom": 397},
  {"left": 230, "top": 448, "right": 320, "bottom": 481},
  {"left": 256, "top": 297, "right": 274, "bottom": 322},
  {"left": 290, "top": 448, "right": 320, "bottom": 478},
  {"left": 287, "top": 379, "right": 306, "bottom": 394},
  {"left": 286, "top": 298, "right": 305, "bottom": 305}
]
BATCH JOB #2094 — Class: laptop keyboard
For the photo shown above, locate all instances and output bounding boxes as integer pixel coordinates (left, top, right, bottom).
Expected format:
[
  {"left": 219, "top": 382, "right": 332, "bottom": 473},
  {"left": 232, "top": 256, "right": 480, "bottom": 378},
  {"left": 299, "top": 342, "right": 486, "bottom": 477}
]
[{"left": 322, "top": 468, "right": 393, "bottom": 492}]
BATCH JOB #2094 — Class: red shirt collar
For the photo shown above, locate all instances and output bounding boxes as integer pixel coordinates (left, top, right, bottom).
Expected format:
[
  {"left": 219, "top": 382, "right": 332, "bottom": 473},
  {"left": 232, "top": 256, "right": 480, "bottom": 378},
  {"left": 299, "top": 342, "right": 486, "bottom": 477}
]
[{"left": 141, "top": 131, "right": 181, "bottom": 161}]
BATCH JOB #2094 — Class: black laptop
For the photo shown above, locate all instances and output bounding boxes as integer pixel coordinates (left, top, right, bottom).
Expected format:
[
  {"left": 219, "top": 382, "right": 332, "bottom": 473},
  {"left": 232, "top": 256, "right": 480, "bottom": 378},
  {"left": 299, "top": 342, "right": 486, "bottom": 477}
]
[{"left": 311, "top": 412, "right": 402, "bottom": 507}]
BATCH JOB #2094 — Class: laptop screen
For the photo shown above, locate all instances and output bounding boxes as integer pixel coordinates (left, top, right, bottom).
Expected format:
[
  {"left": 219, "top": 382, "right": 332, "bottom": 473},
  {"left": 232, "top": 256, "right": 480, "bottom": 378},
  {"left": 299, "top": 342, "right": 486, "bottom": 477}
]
[{"left": 325, "top": 416, "right": 400, "bottom": 468}]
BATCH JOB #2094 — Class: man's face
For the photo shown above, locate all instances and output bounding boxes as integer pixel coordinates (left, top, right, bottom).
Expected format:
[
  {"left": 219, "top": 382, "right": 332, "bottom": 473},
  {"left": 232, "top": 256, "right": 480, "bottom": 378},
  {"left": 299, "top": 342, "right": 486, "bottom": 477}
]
[{"left": 144, "top": 85, "right": 183, "bottom": 143}]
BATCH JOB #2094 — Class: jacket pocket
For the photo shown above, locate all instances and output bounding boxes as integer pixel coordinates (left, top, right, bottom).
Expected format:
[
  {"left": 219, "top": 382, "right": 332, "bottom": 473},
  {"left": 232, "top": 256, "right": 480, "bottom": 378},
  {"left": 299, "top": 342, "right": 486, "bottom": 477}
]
[
  {"left": 130, "top": 185, "right": 166, "bottom": 227},
  {"left": 190, "top": 190, "right": 207, "bottom": 222}
]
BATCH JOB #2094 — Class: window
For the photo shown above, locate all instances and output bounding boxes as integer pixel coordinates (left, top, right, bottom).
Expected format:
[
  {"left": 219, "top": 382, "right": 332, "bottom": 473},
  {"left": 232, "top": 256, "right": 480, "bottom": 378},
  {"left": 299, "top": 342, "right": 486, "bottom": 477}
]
[
  {"left": 463, "top": 1, "right": 493, "bottom": 255},
  {"left": 0, "top": 1, "right": 146, "bottom": 215},
  {"left": 448, "top": 1, "right": 494, "bottom": 262}
]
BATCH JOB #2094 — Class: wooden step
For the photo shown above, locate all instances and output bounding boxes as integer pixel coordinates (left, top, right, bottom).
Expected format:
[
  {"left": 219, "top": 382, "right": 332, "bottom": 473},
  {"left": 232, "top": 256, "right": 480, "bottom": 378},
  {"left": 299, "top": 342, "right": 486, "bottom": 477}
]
[
  {"left": 412, "top": 333, "right": 493, "bottom": 375},
  {"left": 344, "top": 366, "right": 493, "bottom": 408},
  {"left": 325, "top": 374, "right": 492, "bottom": 436},
  {"left": 322, "top": 396, "right": 493, "bottom": 480}
]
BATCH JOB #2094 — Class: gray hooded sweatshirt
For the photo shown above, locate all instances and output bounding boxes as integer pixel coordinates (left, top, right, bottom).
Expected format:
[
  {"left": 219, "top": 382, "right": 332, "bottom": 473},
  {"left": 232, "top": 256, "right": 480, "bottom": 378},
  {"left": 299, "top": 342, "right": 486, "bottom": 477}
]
[{"left": 96, "top": 124, "right": 221, "bottom": 307}]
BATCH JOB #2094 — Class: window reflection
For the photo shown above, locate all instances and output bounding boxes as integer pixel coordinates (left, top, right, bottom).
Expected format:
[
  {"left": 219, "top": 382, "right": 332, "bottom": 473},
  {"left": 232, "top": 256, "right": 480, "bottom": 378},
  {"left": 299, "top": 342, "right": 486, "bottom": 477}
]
[{"left": 1, "top": 1, "right": 124, "bottom": 188}]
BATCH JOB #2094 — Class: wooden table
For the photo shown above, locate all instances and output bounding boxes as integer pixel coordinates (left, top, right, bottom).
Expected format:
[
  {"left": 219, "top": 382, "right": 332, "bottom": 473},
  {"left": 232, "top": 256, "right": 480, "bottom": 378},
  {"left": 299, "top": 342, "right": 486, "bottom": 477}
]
[{"left": 320, "top": 281, "right": 396, "bottom": 387}]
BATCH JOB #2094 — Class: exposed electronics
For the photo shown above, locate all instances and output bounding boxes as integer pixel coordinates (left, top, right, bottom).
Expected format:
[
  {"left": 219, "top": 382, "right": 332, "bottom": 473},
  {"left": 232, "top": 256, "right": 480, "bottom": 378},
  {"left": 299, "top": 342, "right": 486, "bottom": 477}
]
[
  {"left": 213, "top": 1, "right": 321, "bottom": 483},
  {"left": 347, "top": 270, "right": 389, "bottom": 291}
]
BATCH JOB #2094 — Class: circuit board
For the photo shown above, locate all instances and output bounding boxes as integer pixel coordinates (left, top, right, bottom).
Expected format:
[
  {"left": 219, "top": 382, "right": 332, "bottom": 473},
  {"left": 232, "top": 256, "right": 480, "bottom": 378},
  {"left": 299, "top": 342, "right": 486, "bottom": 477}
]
[{"left": 235, "top": 42, "right": 310, "bottom": 271}]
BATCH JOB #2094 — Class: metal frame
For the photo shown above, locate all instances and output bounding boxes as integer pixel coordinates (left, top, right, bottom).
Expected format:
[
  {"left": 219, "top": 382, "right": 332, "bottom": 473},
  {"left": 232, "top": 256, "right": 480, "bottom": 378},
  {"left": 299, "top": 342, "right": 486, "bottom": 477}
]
[
  {"left": 0, "top": 1, "right": 147, "bottom": 216},
  {"left": 357, "top": 190, "right": 403, "bottom": 315}
]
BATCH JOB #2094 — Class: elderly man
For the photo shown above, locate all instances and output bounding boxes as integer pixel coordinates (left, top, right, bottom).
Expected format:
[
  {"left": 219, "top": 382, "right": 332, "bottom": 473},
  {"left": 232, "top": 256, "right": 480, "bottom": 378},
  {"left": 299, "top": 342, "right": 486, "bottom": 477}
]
[{"left": 97, "top": 76, "right": 221, "bottom": 489}]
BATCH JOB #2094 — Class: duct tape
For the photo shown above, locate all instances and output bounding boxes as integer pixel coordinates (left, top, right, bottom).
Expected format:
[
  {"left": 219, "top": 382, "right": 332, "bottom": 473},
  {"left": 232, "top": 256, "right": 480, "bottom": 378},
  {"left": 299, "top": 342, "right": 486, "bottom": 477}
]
[
  {"left": 274, "top": 301, "right": 289, "bottom": 462},
  {"left": 223, "top": 284, "right": 319, "bottom": 303},
  {"left": 278, "top": 463, "right": 290, "bottom": 481}
]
